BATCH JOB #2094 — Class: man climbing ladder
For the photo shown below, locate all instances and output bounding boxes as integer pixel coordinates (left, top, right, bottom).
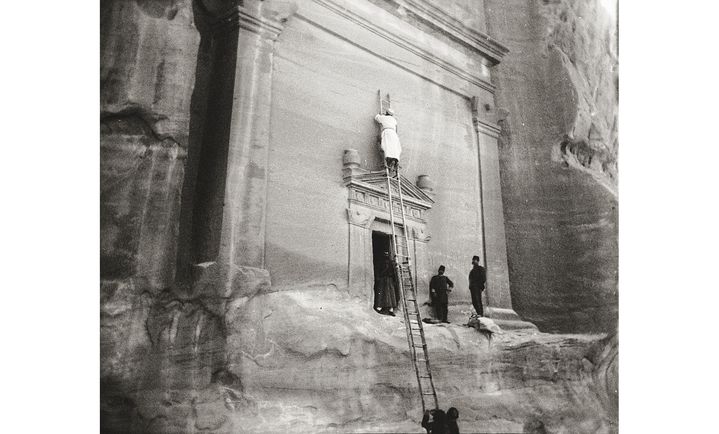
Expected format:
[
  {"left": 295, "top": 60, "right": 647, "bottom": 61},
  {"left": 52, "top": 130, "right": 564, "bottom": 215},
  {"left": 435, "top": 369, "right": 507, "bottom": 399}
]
[
  {"left": 377, "top": 90, "right": 439, "bottom": 414},
  {"left": 375, "top": 91, "right": 402, "bottom": 175}
]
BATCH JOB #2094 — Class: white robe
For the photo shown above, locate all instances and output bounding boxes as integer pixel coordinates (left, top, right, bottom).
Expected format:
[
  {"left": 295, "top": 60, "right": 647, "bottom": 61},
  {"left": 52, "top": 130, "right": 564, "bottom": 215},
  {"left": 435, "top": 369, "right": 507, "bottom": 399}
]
[{"left": 374, "top": 114, "right": 402, "bottom": 160}]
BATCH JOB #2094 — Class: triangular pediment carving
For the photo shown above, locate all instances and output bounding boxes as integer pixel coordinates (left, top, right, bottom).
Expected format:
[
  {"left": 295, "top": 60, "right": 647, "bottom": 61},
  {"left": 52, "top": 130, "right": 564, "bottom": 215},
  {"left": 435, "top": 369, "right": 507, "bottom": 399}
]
[
  {"left": 342, "top": 149, "right": 434, "bottom": 225},
  {"left": 344, "top": 167, "right": 434, "bottom": 225},
  {"left": 351, "top": 171, "right": 435, "bottom": 206}
]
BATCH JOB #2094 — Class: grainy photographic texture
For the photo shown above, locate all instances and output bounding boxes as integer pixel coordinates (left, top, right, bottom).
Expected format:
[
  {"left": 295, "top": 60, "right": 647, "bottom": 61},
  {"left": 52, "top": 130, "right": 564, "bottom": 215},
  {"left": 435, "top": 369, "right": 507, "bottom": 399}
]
[{"left": 101, "top": 0, "right": 618, "bottom": 432}]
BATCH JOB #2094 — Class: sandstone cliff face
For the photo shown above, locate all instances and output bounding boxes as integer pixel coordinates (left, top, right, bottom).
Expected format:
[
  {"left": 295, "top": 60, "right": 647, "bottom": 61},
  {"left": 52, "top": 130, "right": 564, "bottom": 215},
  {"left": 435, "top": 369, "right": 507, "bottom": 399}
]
[
  {"left": 101, "top": 0, "right": 200, "bottom": 291},
  {"left": 101, "top": 0, "right": 618, "bottom": 431},
  {"left": 102, "top": 284, "right": 617, "bottom": 432},
  {"left": 485, "top": 0, "right": 618, "bottom": 333}
]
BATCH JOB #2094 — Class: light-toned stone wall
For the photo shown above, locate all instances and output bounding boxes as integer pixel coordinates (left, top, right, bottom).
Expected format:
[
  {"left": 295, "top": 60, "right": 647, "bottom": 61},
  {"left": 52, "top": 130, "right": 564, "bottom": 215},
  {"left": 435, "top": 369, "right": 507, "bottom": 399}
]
[
  {"left": 264, "top": 10, "right": 488, "bottom": 304},
  {"left": 433, "top": 0, "right": 488, "bottom": 32},
  {"left": 101, "top": 1, "right": 616, "bottom": 432}
]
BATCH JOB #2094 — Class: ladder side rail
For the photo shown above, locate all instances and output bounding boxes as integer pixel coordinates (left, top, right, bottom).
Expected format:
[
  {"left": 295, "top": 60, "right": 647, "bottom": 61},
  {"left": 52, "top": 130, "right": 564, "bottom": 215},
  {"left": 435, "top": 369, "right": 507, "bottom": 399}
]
[
  {"left": 394, "top": 176, "right": 414, "bottom": 268},
  {"left": 386, "top": 165, "right": 428, "bottom": 412},
  {"left": 388, "top": 164, "right": 441, "bottom": 412},
  {"left": 402, "top": 249, "right": 439, "bottom": 410},
  {"left": 395, "top": 175, "right": 439, "bottom": 411},
  {"left": 399, "top": 267, "right": 427, "bottom": 410}
]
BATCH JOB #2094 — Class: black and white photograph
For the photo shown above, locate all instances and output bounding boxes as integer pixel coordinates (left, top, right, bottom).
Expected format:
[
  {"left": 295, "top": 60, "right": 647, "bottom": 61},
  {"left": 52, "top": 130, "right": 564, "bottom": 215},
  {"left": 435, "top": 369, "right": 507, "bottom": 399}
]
[
  {"left": 5, "top": 0, "right": 719, "bottom": 433},
  {"left": 99, "top": 1, "right": 618, "bottom": 431}
]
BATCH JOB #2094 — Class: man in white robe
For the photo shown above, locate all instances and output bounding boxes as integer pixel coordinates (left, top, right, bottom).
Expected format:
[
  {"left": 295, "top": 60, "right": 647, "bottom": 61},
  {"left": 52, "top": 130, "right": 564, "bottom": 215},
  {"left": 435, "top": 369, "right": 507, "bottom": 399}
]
[{"left": 374, "top": 108, "right": 402, "bottom": 173}]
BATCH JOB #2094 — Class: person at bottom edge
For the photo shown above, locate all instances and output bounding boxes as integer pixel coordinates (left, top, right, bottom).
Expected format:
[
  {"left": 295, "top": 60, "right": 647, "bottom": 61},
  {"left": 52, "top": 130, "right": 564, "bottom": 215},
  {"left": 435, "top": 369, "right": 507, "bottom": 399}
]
[
  {"left": 422, "top": 407, "right": 459, "bottom": 434},
  {"left": 421, "top": 409, "right": 448, "bottom": 434},
  {"left": 447, "top": 407, "right": 460, "bottom": 434},
  {"left": 429, "top": 265, "right": 454, "bottom": 323}
]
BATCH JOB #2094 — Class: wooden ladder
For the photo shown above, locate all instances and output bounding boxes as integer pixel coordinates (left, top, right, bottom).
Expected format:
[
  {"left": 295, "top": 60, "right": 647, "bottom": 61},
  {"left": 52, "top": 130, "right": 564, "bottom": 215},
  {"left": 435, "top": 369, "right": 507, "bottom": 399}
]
[{"left": 385, "top": 164, "right": 439, "bottom": 413}]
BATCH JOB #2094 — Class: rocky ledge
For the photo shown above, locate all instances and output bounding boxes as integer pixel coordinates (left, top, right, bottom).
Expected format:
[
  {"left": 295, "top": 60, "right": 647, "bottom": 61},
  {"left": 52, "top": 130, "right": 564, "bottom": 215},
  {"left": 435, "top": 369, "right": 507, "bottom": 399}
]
[{"left": 101, "top": 282, "right": 617, "bottom": 433}]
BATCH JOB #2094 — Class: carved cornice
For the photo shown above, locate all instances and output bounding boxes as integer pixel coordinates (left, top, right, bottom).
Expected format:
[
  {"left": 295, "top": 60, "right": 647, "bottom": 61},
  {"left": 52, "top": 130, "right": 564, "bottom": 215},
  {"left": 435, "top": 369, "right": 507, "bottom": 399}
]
[
  {"left": 391, "top": 0, "right": 509, "bottom": 65},
  {"left": 212, "top": 6, "right": 286, "bottom": 39},
  {"left": 347, "top": 203, "right": 430, "bottom": 242},
  {"left": 471, "top": 96, "right": 501, "bottom": 139},
  {"left": 307, "top": 0, "right": 496, "bottom": 94},
  {"left": 473, "top": 118, "right": 501, "bottom": 139},
  {"left": 350, "top": 180, "right": 429, "bottom": 216},
  {"left": 346, "top": 179, "right": 430, "bottom": 226}
]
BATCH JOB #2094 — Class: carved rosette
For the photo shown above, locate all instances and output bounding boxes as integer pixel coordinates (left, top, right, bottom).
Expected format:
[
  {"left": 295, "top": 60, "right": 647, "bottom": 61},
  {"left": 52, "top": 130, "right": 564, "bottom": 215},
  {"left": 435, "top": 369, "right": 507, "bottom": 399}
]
[
  {"left": 411, "top": 226, "right": 431, "bottom": 243},
  {"left": 347, "top": 207, "right": 376, "bottom": 229}
]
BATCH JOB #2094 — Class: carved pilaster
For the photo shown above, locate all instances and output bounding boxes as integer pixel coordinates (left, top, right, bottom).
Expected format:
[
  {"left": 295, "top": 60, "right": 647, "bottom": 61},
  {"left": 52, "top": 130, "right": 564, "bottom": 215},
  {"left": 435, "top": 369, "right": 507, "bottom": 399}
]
[
  {"left": 470, "top": 97, "right": 534, "bottom": 329},
  {"left": 191, "top": 2, "right": 296, "bottom": 297}
]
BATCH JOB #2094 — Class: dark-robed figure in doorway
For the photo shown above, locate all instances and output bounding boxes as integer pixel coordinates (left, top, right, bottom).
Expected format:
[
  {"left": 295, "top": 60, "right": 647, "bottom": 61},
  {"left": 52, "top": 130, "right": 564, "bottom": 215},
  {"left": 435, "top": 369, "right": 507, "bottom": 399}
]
[{"left": 374, "top": 254, "right": 400, "bottom": 316}]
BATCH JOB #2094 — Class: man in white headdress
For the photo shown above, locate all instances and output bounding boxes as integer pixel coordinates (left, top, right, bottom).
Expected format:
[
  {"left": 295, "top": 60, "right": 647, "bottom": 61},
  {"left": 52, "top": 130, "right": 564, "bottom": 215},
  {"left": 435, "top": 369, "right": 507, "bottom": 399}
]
[{"left": 374, "top": 108, "right": 402, "bottom": 174}]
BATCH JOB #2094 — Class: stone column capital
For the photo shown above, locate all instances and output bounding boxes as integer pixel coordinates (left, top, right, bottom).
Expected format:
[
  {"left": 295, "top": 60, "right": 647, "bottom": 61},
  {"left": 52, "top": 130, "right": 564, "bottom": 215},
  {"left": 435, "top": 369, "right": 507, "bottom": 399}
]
[
  {"left": 202, "top": 1, "right": 298, "bottom": 39},
  {"left": 471, "top": 96, "right": 501, "bottom": 138}
]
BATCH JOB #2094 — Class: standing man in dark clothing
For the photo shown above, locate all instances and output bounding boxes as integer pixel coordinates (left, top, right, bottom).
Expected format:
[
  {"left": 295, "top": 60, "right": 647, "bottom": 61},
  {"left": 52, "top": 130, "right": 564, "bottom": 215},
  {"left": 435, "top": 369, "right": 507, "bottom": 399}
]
[
  {"left": 375, "top": 254, "right": 398, "bottom": 316},
  {"left": 429, "top": 265, "right": 454, "bottom": 323},
  {"left": 468, "top": 255, "right": 486, "bottom": 317}
]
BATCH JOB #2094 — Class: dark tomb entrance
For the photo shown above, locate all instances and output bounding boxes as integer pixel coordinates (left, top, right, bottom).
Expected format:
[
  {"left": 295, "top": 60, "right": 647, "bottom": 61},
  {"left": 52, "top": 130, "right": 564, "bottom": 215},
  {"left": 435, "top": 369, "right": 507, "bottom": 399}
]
[
  {"left": 372, "top": 230, "right": 391, "bottom": 275},
  {"left": 372, "top": 231, "right": 399, "bottom": 315}
]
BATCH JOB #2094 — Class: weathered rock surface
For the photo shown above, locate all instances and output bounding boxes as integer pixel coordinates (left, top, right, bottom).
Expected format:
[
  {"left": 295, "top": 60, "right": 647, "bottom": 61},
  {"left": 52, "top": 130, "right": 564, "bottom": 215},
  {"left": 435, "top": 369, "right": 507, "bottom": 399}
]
[
  {"left": 485, "top": 0, "right": 618, "bottom": 333},
  {"left": 100, "top": 0, "right": 618, "bottom": 431},
  {"left": 102, "top": 285, "right": 617, "bottom": 433},
  {"left": 101, "top": 0, "right": 200, "bottom": 291}
]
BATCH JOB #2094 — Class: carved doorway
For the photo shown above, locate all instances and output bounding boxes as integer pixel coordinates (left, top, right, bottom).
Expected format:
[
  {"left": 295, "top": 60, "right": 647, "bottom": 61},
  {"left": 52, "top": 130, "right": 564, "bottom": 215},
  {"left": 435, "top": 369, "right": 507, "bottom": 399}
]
[
  {"left": 371, "top": 231, "right": 391, "bottom": 312},
  {"left": 343, "top": 154, "right": 434, "bottom": 303}
]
